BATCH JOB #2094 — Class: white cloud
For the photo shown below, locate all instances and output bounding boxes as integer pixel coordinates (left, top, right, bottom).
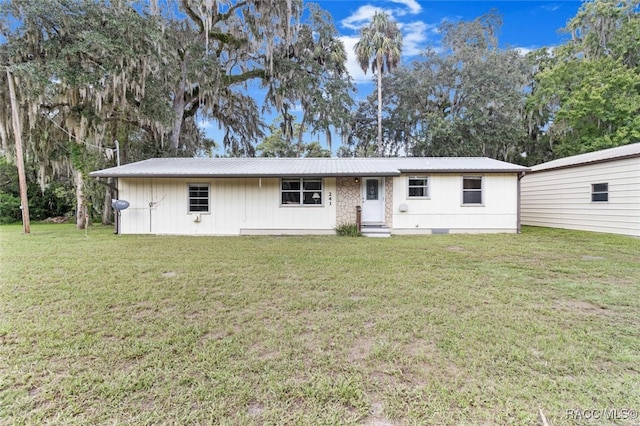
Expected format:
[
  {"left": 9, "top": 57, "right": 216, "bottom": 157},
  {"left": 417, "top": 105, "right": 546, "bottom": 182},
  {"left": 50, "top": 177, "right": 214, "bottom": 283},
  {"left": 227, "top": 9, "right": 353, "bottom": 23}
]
[
  {"left": 400, "top": 21, "right": 431, "bottom": 56},
  {"left": 515, "top": 47, "right": 533, "bottom": 56},
  {"left": 340, "top": 5, "right": 385, "bottom": 31},
  {"left": 342, "top": 26, "right": 429, "bottom": 85},
  {"left": 197, "top": 119, "right": 212, "bottom": 129},
  {"left": 341, "top": 35, "right": 376, "bottom": 84},
  {"left": 389, "top": 0, "right": 422, "bottom": 15},
  {"left": 339, "top": 2, "right": 436, "bottom": 84},
  {"left": 340, "top": 1, "right": 422, "bottom": 30},
  {"left": 541, "top": 4, "right": 562, "bottom": 12},
  {"left": 515, "top": 45, "right": 560, "bottom": 56}
]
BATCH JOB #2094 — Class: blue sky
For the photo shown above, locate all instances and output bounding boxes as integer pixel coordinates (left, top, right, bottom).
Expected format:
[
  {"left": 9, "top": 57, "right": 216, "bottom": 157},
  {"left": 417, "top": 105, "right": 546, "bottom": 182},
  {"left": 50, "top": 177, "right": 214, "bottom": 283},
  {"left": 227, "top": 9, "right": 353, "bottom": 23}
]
[
  {"left": 207, "top": 1, "right": 586, "bottom": 153},
  {"left": 324, "top": 0, "right": 582, "bottom": 87}
]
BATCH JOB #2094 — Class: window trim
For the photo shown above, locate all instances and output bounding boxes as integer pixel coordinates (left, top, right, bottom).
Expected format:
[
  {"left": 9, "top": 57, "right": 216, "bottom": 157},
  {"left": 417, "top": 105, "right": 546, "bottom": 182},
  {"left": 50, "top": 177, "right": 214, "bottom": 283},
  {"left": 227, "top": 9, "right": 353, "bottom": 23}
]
[
  {"left": 462, "top": 176, "right": 483, "bottom": 206},
  {"left": 591, "top": 182, "right": 609, "bottom": 203},
  {"left": 187, "top": 183, "right": 210, "bottom": 214},
  {"left": 280, "top": 177, "right": 324, "bottom": 207},
  {"left": 407, "top": 175, "right": 430, "bottom": 199}
]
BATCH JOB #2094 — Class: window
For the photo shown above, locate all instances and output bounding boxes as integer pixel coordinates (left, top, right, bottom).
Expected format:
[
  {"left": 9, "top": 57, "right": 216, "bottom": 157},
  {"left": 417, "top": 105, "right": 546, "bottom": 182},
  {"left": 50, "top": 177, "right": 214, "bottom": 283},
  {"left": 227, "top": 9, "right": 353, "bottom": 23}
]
[
  {"left": 408, "top": 176, "right": 429, "bottom": 198},
  {"left": 591, "top": 183, "right": 608, "bottom": 202},
  {"left": 462, "top": 176, "right": 483, "bottom": 205},
  {"left": 188, "top": 183, "right": 209, "bottom": 213},
  {"left": 366, "top": 179, "right": 379, "bottom": 200},
  {"left": 281, "top": 178, "right": 323, "bottom": 205}
]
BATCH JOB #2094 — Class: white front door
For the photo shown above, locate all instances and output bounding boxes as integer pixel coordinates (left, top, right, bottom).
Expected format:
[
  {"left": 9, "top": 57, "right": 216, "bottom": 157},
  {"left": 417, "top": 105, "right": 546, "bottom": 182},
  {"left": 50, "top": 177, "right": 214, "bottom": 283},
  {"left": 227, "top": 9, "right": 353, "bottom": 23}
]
[{"left": 361, "top": 177, "right": 384, "bottom": 223}]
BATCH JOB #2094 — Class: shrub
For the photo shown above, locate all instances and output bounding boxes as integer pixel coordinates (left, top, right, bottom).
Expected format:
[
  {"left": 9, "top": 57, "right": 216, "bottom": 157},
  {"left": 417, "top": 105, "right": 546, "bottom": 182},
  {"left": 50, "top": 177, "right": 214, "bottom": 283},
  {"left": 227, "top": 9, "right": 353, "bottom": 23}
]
[
  {"left": 0, "top": 156, "right": 75, "bottom": 222},
  {"left": 334, "top": 223, "right": 360, "bottom": 237},
  {"left": 0, "top": 192, "right": 22, "bottom": 224}
]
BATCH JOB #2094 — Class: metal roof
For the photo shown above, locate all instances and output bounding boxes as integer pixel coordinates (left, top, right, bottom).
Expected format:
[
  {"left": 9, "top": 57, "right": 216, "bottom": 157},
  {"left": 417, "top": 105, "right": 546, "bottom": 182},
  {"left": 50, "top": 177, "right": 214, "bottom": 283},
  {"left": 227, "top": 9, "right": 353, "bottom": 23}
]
[
  {"left": 530, "top": 142, "right": 640, "bottom": 173},
  {"left": 89, "top": 157, "right": 529, "bottom": 178}
]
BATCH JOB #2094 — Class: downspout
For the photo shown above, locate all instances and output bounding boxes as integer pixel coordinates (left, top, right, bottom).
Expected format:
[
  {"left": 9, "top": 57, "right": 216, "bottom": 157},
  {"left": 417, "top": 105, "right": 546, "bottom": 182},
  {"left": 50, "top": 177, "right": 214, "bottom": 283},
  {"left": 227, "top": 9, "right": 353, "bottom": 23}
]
[
  {"left": 114, "top": 177, "right": 120, "bottom": 235},
  {"left": 517, "top": 172, "right": 525, "bottom": 234}
]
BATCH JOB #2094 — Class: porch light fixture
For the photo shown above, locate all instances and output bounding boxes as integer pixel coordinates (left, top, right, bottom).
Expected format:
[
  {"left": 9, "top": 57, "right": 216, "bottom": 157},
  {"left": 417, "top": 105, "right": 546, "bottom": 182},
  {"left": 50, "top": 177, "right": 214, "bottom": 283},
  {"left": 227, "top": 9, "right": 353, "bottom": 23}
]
[{"left": 354, "top": 178, "right": 360, "bottom": 183}]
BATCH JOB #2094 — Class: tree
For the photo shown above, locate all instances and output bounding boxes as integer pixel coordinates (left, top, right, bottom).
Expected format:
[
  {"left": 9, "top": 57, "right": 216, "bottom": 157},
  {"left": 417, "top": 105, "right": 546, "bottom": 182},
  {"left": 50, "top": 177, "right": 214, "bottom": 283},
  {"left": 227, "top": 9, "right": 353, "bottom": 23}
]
[
  {"left": 353, "top": 12, "right": 402, "bottom": 156},
  {"left": 256, "top": 117, "right": 330, "bottom": 158},
  {"left": 525, "top": 0, "right": 640, "bottom": 159},
  {"left": 347, "top": 12, "right": 530, "bottom": 161},
  {"left": 528, "top": 56, "right": 640, "bottom": 157},
  {"left": 0, "top": 0, "right": 352, "bottom": 227},
  {"left": 266, "top": 3, "right": 354, "bottom": 156},
  {"left": 5, "top": 68, "right": 30, "bottom": 232},
  {"left": 0, "top": 0, "right": 170, "bottom": 228},
  {"left": 166, "top": 1, "right": 353, "bottom": 156},
  {"left": 340, "top": 92, "right": 402, "bottom": 157},
  {"left": 413, "top": 12, "right": 529, "bottom": 161}
]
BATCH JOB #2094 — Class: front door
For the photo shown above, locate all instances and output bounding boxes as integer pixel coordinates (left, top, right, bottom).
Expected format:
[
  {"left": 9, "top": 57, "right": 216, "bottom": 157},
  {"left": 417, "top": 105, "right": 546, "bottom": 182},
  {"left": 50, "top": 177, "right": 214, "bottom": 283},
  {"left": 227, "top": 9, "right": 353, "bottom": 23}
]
[{"left": 361, "top": 177, "right": 384, "bottom": 223}]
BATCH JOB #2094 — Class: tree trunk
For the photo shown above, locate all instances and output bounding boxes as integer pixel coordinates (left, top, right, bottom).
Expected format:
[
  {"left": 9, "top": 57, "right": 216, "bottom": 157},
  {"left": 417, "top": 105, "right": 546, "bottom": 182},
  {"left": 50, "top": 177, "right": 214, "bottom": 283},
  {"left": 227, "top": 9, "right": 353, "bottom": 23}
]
[
  {"left": 297, "top": 112, "right": 307, "bottom": 158},
  {"left": 75, "top": 170, "right": 87, "bottom": 229},
  {"left": 6, "top": 68, "right": 30, "bottom": 234},
  {"left": 170, "top": 51, "right": 190, "bottom": 150},
  {"left": 102, "top": 177, "right": 113, "bottom": 225},
  {"left": 376, "top": 56, "right": 383, "bottom": 156}
]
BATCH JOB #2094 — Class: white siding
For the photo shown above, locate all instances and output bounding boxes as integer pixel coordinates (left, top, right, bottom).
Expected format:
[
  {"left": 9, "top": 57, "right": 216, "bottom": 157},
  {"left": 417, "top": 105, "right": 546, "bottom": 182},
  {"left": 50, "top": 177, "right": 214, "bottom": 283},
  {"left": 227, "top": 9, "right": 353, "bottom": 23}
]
[
  {"left": 521, "top": 157, "right": 640, "bottom": 236},
  {"left": 117, "top": 177, "right": 337, "bottom": 235},
  {"left": 391, "top": 173, "right": 520, "bottom": 234}
]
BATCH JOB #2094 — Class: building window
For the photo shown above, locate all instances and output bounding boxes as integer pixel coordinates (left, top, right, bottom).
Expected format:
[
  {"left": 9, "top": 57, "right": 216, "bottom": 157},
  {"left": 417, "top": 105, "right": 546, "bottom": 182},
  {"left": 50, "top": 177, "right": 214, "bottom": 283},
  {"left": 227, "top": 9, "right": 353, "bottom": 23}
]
[
  {"left": 281, "top": 178, "right": 323, "bottom": 205},
  {"left": 408, "top": 176, "right": 429, "bottom": 198},
  {"left": 462, "top": 176, "right": 483, "bottom": 205},
  {"left": 591, "top": 183, "right": 608, "bottom": 202},
  {"left": 188, "top": 183, "right": 209, "bottom": 213},
  {"left": 366, "top": 179, "right": 379, "bottom": 200}
]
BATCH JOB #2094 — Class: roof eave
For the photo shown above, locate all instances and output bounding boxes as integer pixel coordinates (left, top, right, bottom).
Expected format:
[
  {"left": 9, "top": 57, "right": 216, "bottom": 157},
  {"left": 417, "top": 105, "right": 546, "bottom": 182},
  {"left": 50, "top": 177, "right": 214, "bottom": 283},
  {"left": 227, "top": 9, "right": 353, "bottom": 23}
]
[
  {"left": 400, "top": 168, "right": 529, "bottom": 174},
  {"left": 528, "top": 153, "right": 640, "bottom": 174},
  {"left": 90, "top": 172, "right": 403, "bottom": 179},
  {"left": 91, "top": 169, "right": 529, "bottom": 179}
]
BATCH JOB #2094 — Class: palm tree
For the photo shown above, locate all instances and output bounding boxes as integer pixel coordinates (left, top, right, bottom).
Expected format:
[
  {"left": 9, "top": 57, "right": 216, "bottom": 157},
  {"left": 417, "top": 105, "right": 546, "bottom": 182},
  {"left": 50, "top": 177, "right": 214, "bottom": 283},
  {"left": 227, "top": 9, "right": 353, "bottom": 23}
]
[{"left": 354, "top": 12, "right": 403, "bottom": 156}]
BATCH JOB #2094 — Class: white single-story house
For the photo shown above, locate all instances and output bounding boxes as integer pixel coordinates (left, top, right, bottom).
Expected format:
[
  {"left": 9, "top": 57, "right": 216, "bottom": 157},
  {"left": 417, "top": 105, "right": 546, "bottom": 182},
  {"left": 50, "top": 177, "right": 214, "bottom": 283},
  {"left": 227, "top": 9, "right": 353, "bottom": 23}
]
[
  {"left": 89, "top": 157, "right": 529, "bottom": 236},
  {"left": 521, "top": 143, "right": 640, "bottom": 237}
]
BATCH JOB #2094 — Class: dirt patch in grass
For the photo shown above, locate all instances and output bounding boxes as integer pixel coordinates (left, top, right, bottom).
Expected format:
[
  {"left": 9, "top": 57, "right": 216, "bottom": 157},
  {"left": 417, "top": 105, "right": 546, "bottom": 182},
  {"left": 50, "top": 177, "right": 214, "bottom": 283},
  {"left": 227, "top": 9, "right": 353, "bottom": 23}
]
[
  {"left": 363, "top": 400, "right": 396, "bottom": 426},
  {"left": 247, "top": 401, "right": 264, "bottom": 417},
  {"left": 406, "top": 338, "right": 439, "bottom": 358},
  {"left": 580, "top": 255, "right": 605, "bottom": 261},
  {"left": 553, "top": 299, "right": 610, "bottom": 313},
  {"left": 348, "top": 337, "right": 374, "bottom": 362}
]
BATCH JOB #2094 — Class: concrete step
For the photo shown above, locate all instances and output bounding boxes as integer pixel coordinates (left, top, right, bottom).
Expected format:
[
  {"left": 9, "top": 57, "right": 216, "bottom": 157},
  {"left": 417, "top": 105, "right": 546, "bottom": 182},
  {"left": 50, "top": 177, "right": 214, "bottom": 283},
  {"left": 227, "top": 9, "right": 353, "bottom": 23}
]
[{"left": 361, "top": 224, "right": 391, "bottom": 238}]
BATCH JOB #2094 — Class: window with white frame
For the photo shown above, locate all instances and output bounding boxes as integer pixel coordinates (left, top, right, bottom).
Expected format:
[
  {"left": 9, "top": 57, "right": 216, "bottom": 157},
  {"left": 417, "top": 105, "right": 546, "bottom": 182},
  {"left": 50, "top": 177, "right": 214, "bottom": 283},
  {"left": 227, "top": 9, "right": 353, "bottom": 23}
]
[
  {"left": 281, "top": 178, "right": 323, "bottom": 205},
  {"left": 462, "top": 176, "right": 483, "bottom": 205},
  {"left": 188, "top": 183, "right": 209, "bottom": 213},
  {"left": 591, "top": 183, "right": 608, "bottom": 202},
  {"left": 408, "top": 176, "right": 429, "bottom": 198}
]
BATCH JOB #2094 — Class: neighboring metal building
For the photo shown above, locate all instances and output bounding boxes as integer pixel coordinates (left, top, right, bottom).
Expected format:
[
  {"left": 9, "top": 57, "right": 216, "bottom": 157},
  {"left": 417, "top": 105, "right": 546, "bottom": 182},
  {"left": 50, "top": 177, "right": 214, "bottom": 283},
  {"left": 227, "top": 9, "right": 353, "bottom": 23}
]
[
  {"left": 521, "top": 143, "right": 640, "bottom": 236},
  {"left": 90, "top": 157, "right": 528, "bottom": 236}
]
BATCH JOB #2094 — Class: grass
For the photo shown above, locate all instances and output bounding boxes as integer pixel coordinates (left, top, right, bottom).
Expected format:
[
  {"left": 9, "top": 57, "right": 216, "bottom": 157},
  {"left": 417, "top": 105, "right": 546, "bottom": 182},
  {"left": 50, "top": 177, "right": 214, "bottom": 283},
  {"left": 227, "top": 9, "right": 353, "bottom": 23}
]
[{"left": 1, "top": 224, "right": 639, "bottom": 425}]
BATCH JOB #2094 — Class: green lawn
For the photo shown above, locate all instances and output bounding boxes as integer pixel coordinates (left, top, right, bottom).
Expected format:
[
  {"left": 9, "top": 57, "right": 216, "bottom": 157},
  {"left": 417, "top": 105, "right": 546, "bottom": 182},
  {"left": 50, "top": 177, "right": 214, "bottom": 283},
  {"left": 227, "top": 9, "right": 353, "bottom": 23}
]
[{"left": 1, "top": 225, "right": 639, "bottom": 425}]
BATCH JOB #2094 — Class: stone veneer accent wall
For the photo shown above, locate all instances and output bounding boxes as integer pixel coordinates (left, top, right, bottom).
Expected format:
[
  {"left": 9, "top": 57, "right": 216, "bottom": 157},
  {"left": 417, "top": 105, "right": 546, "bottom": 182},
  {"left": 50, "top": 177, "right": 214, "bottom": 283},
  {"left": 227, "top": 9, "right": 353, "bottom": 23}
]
[
  {"left": 385, "top": 177, "right": 393, "bottom": 226},
  {"left": 336, "top": 176, "right": 394, "bottom": 227},
  {"left": 336, "top": 177, "right": 361, "bottom": 226}
]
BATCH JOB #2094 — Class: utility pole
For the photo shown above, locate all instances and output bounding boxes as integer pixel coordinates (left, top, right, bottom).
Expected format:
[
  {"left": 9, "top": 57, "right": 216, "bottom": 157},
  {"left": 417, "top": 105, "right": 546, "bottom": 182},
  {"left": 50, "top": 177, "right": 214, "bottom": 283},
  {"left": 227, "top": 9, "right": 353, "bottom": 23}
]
[{"left": 6, "top": 67, "right": 31, "bottom": 234}]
